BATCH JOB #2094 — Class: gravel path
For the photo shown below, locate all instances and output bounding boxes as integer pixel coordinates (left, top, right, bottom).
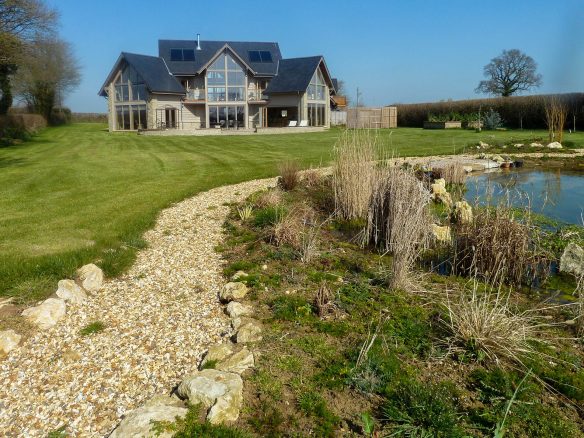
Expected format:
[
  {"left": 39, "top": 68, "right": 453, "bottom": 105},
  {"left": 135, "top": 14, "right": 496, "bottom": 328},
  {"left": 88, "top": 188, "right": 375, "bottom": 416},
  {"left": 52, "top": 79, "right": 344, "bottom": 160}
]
[{"left": 0, "top": 177, "right": 276, "bottom": 437}]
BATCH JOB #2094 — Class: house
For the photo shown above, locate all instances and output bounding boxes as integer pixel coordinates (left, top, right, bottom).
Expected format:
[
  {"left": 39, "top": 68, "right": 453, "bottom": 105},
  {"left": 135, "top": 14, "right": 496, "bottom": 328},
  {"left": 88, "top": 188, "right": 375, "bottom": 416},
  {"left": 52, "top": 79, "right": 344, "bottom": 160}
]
[{"left": 98, "top": 35, "right": 337, "bottom": 132}]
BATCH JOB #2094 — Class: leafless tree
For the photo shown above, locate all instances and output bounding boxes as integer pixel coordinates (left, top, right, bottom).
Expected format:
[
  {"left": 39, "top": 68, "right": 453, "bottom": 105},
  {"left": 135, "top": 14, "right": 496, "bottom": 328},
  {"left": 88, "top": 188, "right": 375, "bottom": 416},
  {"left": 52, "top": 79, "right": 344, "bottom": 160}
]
[
  {"left": 476, "top": 49, "right": 542, "bottom": 97},
  {"left": 13, "top": 38, "right": 81, "bottom": 121}
]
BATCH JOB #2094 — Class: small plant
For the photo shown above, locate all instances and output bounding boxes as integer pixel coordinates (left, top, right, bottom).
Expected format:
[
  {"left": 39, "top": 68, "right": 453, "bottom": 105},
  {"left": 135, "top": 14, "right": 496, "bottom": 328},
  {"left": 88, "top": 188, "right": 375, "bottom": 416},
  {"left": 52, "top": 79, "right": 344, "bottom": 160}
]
[
  {"left": 278, "top": 160, "right": 300, "bottom": 191},
  {"left": 254, "top": 188, "right": 282, "bottom": 208},
  {"left": 483, "top": 108, "right": 504, "bottom": 130},
  {"left": 361, "top": 412, "right": 376, "bottom": 436},
  {"left": 302, "top": 168, "right": 322, "bottom": 187},
  {"left": 381, "top": 378, "right": 464, "bottom": 437},
  {"left": 200, "top": 359, "right": 217, "bottom": 370},
  {"left": 79, "top": 321, "right": 105, "bottom": 336},
  {"left": 441, "top": 282, "right": 556, "bottom": 366},
  {"left": 237, "top": 204, "right": 253, "bottom": 221},
  {"left": 314, "top": 283, "right": 339, "bottom": 319}
]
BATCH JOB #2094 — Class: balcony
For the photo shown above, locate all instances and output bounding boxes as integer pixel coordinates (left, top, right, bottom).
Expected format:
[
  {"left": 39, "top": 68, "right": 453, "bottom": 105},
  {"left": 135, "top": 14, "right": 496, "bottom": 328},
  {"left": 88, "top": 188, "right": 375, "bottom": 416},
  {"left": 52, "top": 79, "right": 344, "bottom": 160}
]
[
  {"left": 185, "top": 89, "right": 205, "bottom": 102},
  {"left": 248, "top": 90, "right": 268, "bottom": 103}
]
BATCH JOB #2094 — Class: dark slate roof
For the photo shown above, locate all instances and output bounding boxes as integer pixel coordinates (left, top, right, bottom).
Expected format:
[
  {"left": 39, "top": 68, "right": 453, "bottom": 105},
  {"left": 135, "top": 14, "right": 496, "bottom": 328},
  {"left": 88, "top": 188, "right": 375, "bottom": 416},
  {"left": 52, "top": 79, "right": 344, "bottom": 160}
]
[
  {"left": 264, "top": 56, "right": 324, "bottom": 94},
  {"left": 99, "top": 52, "right": 185, "bottom": 96},
  {"left": 331, "top": 78, "right": 338, "bottom": 94},
  {"left": 158, "top": 40, "right": 282, "bottom": 76}
]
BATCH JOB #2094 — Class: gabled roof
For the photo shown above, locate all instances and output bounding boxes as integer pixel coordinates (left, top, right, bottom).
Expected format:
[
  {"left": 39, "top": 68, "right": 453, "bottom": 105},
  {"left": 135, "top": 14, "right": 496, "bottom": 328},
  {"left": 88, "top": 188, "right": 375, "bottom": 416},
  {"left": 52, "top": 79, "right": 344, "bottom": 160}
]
[
  {"left": 98, "top": 52, "right": 185, "bottom": 97},
  {"left": 158, "top": 40, "right": 282, "bottom": 76},
  {"left": 264, "top": 56, "right": 335, "bottom": 95}
]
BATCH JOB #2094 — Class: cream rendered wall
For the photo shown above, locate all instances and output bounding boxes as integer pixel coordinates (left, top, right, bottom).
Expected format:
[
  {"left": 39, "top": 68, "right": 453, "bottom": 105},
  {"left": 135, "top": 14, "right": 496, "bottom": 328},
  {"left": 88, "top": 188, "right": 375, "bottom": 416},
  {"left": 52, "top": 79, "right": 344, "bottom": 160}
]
[
  {"left": 182, "top": 105, "right": 205, "bottom": 129},
  {"left": 107, "top": 83, "right": 115, "bottom": 131},
  {"left": 149, "top": 94, "right": 183, "bottom": 128}
]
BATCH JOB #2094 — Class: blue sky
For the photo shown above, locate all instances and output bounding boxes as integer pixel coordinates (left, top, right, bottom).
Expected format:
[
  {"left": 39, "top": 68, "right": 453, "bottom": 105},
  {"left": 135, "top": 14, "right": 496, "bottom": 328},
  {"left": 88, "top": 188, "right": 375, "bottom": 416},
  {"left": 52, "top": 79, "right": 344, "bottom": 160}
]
[{"left": 46, "top": 0, "right": 584, "bottom": 113}]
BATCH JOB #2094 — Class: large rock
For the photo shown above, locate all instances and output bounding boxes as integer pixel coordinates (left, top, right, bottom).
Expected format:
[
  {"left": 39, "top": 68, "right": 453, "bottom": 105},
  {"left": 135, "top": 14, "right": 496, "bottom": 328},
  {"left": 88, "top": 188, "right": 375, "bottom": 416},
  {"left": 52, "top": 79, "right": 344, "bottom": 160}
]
[
  {"left": 231, "top": 316, "right": 257, "bottom": 332},
  {"left": 215, "top": 347, "right": 254, "bottom": 374},
  {"left": 76, "top": 263, "right": 104, "bottom": 292},
  {"left": 177, "top": 369, "right": 243, "bottom": 424},
  {"left": 452, "top": 201, "right": 473, "bottom": 224},
  {"left": 200, "top": 343, "right": 234, "bottom": 368},
  {"left": 56, "top": 279, "right": 87, "bottom": 304},
  {"left": 226, "top": 301, "right": 254, "bottom": 318},
  {"left": 431, "top": 179, "right": 452, "bottom": 207},
  {"left": 530, "top": 142, "right": 543, "bottom": 148},
  {"left": 22, "top": 298, "right": 66, "bottom": 329},
  {"left": 547, "top": 142, "right": 563, "bottom": 149},
  {"left": 0, "top": 330, "right": 21, "bottom": 355},
  {"left": 110, "top": 395, "right": 187, "bottom": 438},
  {"left": 560, "top": 243, "right": 584, "bottom": 278},
  {"left": 235, "top": 320, "right": 263, "bottom": 343},
  {"left": 431, "top": 224, "right": 452, "bottom": 244},
  {"left": 219, "top": 282, "right": 248, "bottom": 302}
]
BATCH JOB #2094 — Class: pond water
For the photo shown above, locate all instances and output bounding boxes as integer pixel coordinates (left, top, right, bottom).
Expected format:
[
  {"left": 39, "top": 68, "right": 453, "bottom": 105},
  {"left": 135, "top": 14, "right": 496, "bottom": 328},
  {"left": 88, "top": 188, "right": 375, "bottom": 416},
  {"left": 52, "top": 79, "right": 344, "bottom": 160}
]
[{"left": 465, "top": 168, "right": 584, "bottom": 225}]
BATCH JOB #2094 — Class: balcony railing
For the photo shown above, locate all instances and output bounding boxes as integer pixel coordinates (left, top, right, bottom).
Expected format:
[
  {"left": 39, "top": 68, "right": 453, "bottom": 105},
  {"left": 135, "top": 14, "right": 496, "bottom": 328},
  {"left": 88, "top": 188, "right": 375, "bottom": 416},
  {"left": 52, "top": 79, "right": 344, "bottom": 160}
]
[
  {"left": 248, "top": 90, "right": 268, "bottom": 101},
  {"left": 185, "top": 89, "right": 205, "bottom": 100}
]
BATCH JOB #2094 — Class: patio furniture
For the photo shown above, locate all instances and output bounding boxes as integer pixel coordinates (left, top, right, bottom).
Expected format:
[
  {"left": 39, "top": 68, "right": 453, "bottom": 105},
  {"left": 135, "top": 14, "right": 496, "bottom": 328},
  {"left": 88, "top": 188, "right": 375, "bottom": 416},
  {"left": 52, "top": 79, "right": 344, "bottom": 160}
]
[
  {"left": 288, "top": 120, "right": 298, "bottom": 127},
  {"left": 299, "top": 120, "right": 308, "bottom": 127}
]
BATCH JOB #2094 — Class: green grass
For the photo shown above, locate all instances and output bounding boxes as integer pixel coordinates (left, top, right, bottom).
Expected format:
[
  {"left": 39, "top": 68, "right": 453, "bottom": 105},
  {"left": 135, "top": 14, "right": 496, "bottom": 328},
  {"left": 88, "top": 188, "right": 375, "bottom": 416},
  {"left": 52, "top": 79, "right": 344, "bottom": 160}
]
[
  {"left": 79, "top": 321, "right": 105, "bottom": 336},
  {"left": 2, "top": 123, "right": 583, "bottom": 302}
]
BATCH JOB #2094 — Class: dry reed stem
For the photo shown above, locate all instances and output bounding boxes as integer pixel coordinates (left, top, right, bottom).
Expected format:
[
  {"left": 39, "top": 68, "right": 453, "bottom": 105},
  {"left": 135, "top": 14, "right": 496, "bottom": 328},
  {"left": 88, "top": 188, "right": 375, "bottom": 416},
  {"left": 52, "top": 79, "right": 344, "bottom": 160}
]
[
  {"left": 278, "top": 160, "right": 300, "bottom": 191},
  {"left": 441, "top": 163, "right": 467, "bottom": 185},
  {"left": 255, "top": 188, "right": 283, "bottom": 208},
  {"left": 366, "top": 165, "right": 432, "bottom": 290},
  {"left": 332, "top": 130, "right": 378, "bottom": 220}
]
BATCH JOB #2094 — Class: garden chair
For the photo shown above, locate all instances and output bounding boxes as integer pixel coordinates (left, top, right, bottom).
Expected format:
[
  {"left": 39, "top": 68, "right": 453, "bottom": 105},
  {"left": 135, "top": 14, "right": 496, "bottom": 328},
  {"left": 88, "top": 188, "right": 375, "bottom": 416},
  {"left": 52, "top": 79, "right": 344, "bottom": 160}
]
[{"left": 288, "top": 120, "right": 298, "bottom": 127}]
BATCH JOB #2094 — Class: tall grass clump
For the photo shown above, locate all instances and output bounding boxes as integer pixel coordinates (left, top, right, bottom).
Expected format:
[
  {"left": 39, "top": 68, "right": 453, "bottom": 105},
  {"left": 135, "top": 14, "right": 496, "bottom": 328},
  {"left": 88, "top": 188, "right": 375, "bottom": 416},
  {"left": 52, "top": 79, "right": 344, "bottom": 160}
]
[
  {"left": 332, "top": 130, "right": 378, "bottom": 220},
  {"left": 278, "top": 160, "right": 300, "bottom": 191},
  {"left": 442, "top": 282, "right": 556, "bottom": 366},
  {"left": 366, "top": 165, "right": 432, "bottom": 289},
  {"left": 441, "top": 163, "right": 467, "bottom": 185},
  {"left": 453, "top": 207, "right": 549, "bottom": 286}
]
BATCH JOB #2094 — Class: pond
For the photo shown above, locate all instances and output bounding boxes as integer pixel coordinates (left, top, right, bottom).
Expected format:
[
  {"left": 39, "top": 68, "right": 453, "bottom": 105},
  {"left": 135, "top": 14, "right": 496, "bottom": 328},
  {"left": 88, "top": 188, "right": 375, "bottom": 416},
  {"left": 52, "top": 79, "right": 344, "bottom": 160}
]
[{"left": 465, "top": 168, "right": 584, "bottom": 225}]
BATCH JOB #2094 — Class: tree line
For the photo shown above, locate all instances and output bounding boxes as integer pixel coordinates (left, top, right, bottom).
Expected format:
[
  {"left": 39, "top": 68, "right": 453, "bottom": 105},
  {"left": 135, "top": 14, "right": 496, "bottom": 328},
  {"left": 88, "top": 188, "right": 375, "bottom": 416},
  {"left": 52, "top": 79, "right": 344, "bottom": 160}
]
[{"left": 0, "top": 0, "right": 80, "bottom": 124}]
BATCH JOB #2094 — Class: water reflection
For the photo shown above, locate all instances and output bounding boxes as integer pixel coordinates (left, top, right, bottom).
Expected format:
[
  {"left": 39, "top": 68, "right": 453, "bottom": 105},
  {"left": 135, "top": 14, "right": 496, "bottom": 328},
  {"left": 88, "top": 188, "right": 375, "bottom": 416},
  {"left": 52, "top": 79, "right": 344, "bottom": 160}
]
[{"left": 465, "top": 168, "right": 584, "bottom": 225}]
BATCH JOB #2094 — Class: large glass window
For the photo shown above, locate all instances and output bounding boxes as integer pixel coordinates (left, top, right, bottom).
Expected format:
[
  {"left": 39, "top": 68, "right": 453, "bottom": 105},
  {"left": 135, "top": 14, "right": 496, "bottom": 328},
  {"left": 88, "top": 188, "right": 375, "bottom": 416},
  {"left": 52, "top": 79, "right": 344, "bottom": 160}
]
[
  {"left": 308, "top": 103, "right": 326, "bottom": 127},
  {"left": 116, "top": 104, "right": 147, "bottom": 130},
  {"left": 114, "top": 64, "right": 147, "bottom": 102},
  {"left": 307, "top": 68, "right": 326, "bottom": 101},
  {"left": 207, "top": 52, "right": 245, "bottom": 102},
  {"left": 208, "top": 105, "right": 245, "bottom": 128}
]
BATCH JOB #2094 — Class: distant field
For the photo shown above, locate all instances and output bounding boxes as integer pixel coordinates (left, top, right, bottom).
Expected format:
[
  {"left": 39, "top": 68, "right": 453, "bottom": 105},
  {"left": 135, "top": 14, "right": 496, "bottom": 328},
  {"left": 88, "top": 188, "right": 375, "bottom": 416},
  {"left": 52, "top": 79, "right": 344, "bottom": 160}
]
[{"left": 1, "top": 123, "right": 583, "bottom": 302}]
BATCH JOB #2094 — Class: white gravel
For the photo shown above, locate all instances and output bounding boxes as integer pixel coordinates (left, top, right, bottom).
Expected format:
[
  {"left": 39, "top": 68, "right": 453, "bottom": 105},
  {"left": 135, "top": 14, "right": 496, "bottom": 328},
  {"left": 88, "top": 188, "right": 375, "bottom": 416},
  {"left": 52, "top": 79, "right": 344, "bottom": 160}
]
[{"left": 0, "top": 177, "right": 276, "bottom": 437}]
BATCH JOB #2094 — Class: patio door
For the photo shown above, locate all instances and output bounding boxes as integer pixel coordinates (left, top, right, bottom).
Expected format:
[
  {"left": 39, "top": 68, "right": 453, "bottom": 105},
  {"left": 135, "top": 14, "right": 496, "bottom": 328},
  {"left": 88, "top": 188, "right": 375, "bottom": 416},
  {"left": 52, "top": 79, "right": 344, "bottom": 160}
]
[{"left": 165, "top": 108, "right": 177, "bottom": 128}]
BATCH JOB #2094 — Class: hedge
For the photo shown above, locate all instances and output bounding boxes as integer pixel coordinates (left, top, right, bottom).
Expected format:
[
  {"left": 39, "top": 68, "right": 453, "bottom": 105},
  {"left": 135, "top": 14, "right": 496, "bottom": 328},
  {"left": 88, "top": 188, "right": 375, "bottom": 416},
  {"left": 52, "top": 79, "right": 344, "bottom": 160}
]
[{"left": 394, "top": 93, "right": 584, "bottom": 129}]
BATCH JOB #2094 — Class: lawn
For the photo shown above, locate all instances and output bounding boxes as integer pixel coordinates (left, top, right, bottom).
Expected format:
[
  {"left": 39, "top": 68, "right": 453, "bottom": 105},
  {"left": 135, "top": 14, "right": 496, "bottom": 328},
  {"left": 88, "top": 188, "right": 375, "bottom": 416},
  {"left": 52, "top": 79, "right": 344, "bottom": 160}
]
[{"left": 1, "top": 123, "right": 583, "bottom": 303}]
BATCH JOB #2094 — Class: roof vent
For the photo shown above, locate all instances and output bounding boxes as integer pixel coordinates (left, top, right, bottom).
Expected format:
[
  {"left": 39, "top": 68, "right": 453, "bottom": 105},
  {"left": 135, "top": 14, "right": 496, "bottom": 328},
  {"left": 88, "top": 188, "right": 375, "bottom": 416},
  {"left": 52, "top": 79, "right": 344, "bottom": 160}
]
[{"left": 196, "top": 33, "right": 202, "bottom": 51}]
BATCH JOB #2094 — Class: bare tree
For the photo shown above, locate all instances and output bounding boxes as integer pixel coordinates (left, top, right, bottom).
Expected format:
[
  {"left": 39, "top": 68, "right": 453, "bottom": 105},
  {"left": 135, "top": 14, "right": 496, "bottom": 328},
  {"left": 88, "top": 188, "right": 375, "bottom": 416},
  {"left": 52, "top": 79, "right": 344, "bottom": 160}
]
[
  {"left": 0, "top": 0, "right": 57, "bottom": 114},
  {"left": 14, "top": 38, "right": 81, "bottom": 121},
  {"left": 544, "top": 96, "right": 568, "bottom": 143},
  {"left": 475, "top": 49, "right": 542, "bottom": 97}
]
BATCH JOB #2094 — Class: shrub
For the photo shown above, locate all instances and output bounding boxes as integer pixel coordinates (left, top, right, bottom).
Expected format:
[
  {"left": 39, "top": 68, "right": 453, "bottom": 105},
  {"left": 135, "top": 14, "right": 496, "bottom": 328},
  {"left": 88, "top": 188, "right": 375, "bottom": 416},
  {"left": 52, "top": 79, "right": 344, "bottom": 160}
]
[
  {"left": 453, "top": 207, "right": 550, "bottom": 286},
  {"left": 302, "top": 168, "right": 322, "bottom": 187},
  {"left": 49, "top": 107, "right": 72, "bottom": 126},
  {"left": 366, "top": 166, "right": 432, "bottom": 289},
  {"left": 79, "top": 321, "right": 105, "bottom": 336},
  {"left": 253, "top": 206, "right": 282, "bottom": 228},
  {"left": 332, "top": 129, "right": 377, "bottom": 220},
  {"left": 482, "top": 108, "right": 504, "bottom": 130},
  {"left": 278, "top": 160, "right": 300, "bottom": 191}
]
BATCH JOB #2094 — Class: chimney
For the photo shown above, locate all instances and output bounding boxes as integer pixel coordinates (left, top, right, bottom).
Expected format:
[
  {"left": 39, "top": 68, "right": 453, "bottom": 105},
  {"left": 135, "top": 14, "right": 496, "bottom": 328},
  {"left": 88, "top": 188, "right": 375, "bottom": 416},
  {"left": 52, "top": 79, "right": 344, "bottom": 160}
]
[{"left": 196, "top": 33, "right": 202, "bottom": 51}]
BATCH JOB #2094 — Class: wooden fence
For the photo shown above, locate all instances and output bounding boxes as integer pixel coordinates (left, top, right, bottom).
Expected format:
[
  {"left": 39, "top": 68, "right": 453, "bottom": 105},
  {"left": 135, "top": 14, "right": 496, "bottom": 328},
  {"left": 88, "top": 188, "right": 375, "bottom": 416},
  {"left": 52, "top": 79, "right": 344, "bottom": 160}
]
[
  {"left": 330, "top": 110, "right": 347, "bottom": 126},
  {"left": 347, "top": 106, "right": 397, "bottom": 129}
]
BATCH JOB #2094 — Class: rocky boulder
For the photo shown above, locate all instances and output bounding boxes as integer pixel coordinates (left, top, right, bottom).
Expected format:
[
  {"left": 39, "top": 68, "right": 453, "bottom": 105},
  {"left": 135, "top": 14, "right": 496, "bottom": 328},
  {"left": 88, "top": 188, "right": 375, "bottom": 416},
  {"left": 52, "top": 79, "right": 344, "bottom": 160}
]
[
  {"left": 56, "top": 279, "right": 87, "bottom": 304},
  {"left": 76, "top": 263, "right": 104, "bottom": 292},
  {"left": 452, "top": 201, "right": 473, "bottom": 224},
  {"left": 177, "top": 369, "right": 243, "bottom": 424},
  {"left": 431, "top": 179, "right": 453, "bottom": 207},
  {"left": 22, "top": 298, "right": 66, "bottom": 329},
  {"left": 234, "top": 319, "right": 263, "bottom": 343},
  {"left": 547, "top": 142, "right": 563, "bottom": 149},
  {"left": 110, "top": 395, "right": 187, "bottom": 438},
  {"left": 226, "top": 301, "right": 254, "bottom": 318},
  {"left": 530, "top": 142, "right": 543, "bottom": 148},
  {"left": 200, "top": 343, "right": 255, "bottom": 375},
  {"left": 219, "top": 282, "right": 248, "bottom": 302},
  {"left": 0, "top": 330, "right": 21, "bottom": 355},
  {"left": 560, "top": 243, "right": 584, "bottom": 278}
]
